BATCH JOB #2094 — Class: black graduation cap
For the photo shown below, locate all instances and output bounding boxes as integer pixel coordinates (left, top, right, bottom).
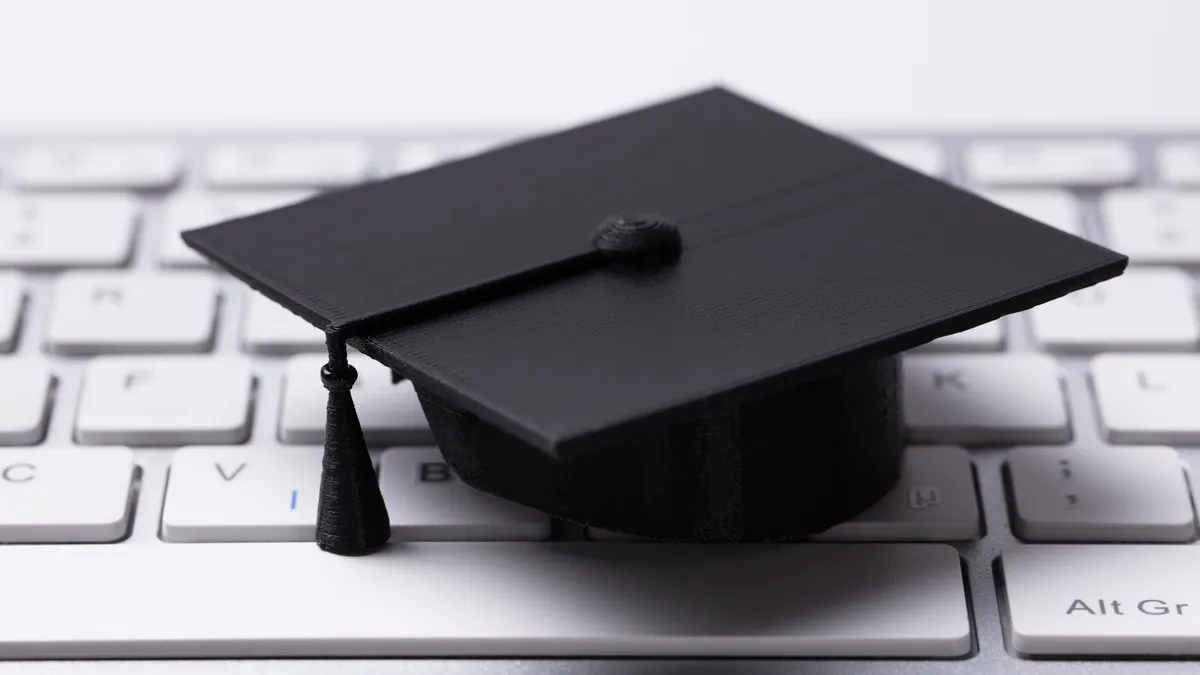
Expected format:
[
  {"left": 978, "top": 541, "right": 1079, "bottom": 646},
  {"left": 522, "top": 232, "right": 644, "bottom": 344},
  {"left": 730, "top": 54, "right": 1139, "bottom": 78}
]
[{"left": 184, "top": 87, "right": 1126, "bottom": 555}]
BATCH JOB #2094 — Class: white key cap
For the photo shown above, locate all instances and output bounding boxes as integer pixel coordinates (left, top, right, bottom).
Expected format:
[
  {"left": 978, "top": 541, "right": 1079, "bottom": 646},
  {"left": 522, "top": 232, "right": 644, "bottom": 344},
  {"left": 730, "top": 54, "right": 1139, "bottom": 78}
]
[
  {"left": 903, "top": 354, "right": 1070, "bottom": 444},
  {"left": 1030, "top": 269, "right": 1200, "bottom": 352},
  {"left": 1157, "top": 141, "right": 1200, "bottom": 185},
  {"left": 75, "top": 357, "right": 252, "bottom": 445},
  {"left": 965, "top": 140, "right": 1136, "bottom": 186},
  {"left": 379, "top": 448, "right": 551, "bottom": 541},
  {"left": 205, "top": 142, "right": 370, "bottom": 188},
  {"left": 45, "top": 272, "right": 218, "bottom": 354},
  {"left": 0, "top": 272, "right": 23, "bottom": 351},
  {"left": 10, "top": 143, "right": 181, "bottom": 190},
  {"left": 0, "top": 360, "right": 52, "bottom": 445},
  {"left": 0, "top": 542, "right": 970, "bottom": 658},
  {"left": 159, "top": 191, "right": 312, "bottom": 267},
  {"left": 813, "top": 446, "right": 979, "bottom": 542},
  {"left": 860, "top": 139, "right": 944, "bottom": 176},
  {"left": 1091, "top": 354, "right": 1200, "bottom": 444},
  {"left": 449, "top": 138, "right": 501, "bottom": 159},
  {"left": 914, "top": 320, "right": 1005, "bottom": 352},
  {"left": 395, "top": 142, "right": 450, "bottom": 174},
  {"left": 1007, "top": 445, "right": 1194, "bottom": 542},
  {"left": 0, "top": 194, "right": 138, "bottom": 268},
  {"left": 280, "top": 355, "right": 431, "bottom": 445},
  {"left": 162, "top": 446, "right": 322, "bottom": 543},
  {"left": 0, "top": 447, "right": 134, "bottom": 543},
  {"left": 1102, "top": 190, "right": 1200, "bottom": 263},
  {"left": 1003, "top": 546, "right": 1200, "bottom": 655},
  {"left": 975, "top": 189, "right": 1084, "bottom": 237},
  {"left": 241, "top": 290, "right": 323, "bottom": 354}
]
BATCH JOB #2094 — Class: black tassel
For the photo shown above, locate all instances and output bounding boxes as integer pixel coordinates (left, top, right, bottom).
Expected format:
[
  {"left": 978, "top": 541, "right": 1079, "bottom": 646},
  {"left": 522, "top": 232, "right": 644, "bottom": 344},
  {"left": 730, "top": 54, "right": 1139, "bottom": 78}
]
[{"left": 315, "top": 328, "right": 391, "bottom": 555}]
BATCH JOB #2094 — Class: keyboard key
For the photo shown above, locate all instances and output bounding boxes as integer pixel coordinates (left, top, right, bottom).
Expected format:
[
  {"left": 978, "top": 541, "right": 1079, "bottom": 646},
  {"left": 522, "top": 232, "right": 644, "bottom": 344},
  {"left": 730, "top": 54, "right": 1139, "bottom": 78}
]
[
  {"left": 1007, "top": 445, "right": 1194, "bottom": 542},
  {"left": 45, "top": 272, "right": 218, "bottom": 355},
  {"left": 1156, "top": 141, "right": 1200, "bottom": 185},
  {"left": 75, "top": 357, "right": 253, "bottom": 446},
  {"left": 394, "top": 141, "right": 453, "bottom": 174},
  {"left": 1030, "top": 269, "right": 1200, "bottom": 352},
  {"left": 903, "top": 354, "right": 1070, "bottom": 444},
  {"left": 813, "top": 445, "right": 979, "bottom": 542},
  {"left": 450, "top": 138, "right": 502, "bottom": 159},
  {"left": 1102, "top": 190, "right": 1200, "bottom": 263},
  {"left": 241, "top": 290, "right": 323, "bottom": 354},
  {"left": 913, "top": 320, "right": 1005, "bottom": 352},
  {"left": 0, "top": 195, "right": 138, "bottom": 268},
  {"left": 378, "top": 447, "right": 551, "bottom": 541},
  {"left": 1092, "top": 354, "right": 1200, "bottom": 444},
  {"left": 1003, "top": 546, "right": 1200, "bottom": 655},
  {"left": 0, "top": 447, "right": 134, "bottom": 543},
  {"left": 159, "top": 191, "right": 313, "bottom": 267},
  {"left": 965, "top": 140, "right": 1136, "bottom": 186},
  {"left": 162, "top": 446, "right": 322, "bottom": 543},
  {"left": 279, "top": 355, "right": 431, "bottom": 445},
  {"left": 0, "top": 360, "right": 52, "bottom": 445},
  {"left": 204, "top": 142, "right": 370, "bottom": 188},
  {"left": 0, "top": 542, "right": 970, "bottom": 658},
  {"left": 0, "top": 272, "right": 23, "bottom": 352},
  {"left": 975, "top": 189, "right": 1083, "bottom": 237},
  {"left": 10, "top": 143, "right": 181, "bottom": 190},
  {"left": 859, "top": 139, "right": 944, "bottom": 176}
]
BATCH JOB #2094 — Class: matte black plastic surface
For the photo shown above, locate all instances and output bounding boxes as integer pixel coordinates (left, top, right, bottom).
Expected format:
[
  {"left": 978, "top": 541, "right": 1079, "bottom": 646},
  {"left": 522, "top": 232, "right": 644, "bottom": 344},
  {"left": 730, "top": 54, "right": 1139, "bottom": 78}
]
[
  {"left": 185, "top": 87, "right": 886, "bottom": 329},
  {"left": 427, "top": 356, "right": 903, "bottom": 541},
  {"left": 183, "top": 87, "right": 1126, "bottom": 543},
  {"left": 184, "top": 86, "right": 1126, "bottom": 454}
]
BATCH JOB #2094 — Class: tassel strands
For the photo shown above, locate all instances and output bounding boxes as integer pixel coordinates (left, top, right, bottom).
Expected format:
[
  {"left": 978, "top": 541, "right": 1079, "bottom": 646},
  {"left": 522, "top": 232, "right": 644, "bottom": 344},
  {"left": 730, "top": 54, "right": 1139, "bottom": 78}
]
[{"left": 315, "top": 327, "right": 391, "bottom": 554}]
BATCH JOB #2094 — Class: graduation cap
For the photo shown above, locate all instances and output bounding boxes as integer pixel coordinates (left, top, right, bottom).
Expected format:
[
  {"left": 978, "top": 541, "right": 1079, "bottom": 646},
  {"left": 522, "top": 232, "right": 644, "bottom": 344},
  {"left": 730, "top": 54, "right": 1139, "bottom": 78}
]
[{"left": 183, "top": 87, "right": 1126, "bottom": 555}]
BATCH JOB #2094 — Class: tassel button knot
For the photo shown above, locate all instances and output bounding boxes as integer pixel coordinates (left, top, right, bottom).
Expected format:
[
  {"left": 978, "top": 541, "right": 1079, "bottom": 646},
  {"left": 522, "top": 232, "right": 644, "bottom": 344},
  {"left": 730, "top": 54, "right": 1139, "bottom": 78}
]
[{"left": 320, "top": 363, "right": 358, "bottom": 392}]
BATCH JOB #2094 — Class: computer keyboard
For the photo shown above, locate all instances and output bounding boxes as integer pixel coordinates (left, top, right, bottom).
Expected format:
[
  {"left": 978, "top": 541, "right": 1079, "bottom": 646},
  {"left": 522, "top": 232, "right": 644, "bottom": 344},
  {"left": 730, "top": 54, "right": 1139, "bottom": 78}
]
[{"left": 1, "top": 133, "right": 1200, "bottom": 674}]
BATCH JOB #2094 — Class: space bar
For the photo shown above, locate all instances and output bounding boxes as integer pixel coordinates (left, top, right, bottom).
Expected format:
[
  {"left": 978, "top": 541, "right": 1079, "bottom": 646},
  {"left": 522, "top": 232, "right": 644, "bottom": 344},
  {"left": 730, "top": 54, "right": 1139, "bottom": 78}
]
[{"left": 0, "top": 542, "right": 971, "bottom": 659}]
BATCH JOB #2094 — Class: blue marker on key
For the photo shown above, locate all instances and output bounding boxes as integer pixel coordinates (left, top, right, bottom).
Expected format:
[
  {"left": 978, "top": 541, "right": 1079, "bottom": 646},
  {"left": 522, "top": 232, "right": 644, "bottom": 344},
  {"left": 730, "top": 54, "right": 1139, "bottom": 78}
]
[{"left": 290, "top": 490, "right": 298, "bottom": 510}]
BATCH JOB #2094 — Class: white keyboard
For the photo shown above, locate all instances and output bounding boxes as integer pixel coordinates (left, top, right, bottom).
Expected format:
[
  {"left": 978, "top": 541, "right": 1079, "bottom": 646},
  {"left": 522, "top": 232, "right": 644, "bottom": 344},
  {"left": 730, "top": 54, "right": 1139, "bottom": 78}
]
[{"left": 2, "top": 134, "right": 1200, "bottom": 675}]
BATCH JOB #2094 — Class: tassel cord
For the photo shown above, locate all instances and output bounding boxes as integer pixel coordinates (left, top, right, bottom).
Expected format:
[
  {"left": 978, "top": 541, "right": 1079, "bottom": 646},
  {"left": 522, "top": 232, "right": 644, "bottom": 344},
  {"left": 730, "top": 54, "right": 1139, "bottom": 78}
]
[{"left": 315, "top": 328, "right": 391, "bottom": 555}]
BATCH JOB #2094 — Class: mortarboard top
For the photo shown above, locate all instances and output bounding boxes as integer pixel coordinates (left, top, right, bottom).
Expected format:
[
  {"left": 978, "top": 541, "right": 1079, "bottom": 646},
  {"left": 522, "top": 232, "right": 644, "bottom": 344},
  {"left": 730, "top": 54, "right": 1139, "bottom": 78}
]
[{"left": 184, "top": 86, "right": 1126, "bottom": 554}]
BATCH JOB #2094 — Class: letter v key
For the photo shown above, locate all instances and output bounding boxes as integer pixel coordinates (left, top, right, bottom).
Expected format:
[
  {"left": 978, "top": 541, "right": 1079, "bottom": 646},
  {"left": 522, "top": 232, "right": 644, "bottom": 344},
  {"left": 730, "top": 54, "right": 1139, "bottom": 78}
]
[{"left": 214, "top": 462, "right": 246, "bottom": 481}]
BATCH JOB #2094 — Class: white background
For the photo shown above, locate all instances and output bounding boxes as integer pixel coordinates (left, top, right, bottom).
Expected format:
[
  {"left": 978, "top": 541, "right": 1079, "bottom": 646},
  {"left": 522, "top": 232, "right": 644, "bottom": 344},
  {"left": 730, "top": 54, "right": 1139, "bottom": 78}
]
[{"left": 0, "top": 0, "right": 1196, "bottom": 131}]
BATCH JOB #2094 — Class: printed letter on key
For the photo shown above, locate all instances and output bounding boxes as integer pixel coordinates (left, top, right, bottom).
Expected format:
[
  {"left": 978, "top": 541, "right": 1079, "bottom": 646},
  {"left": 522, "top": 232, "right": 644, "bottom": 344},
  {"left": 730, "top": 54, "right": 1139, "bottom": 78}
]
[{"left": 2, "top": 463, "right": 35, "bottom": 483}]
